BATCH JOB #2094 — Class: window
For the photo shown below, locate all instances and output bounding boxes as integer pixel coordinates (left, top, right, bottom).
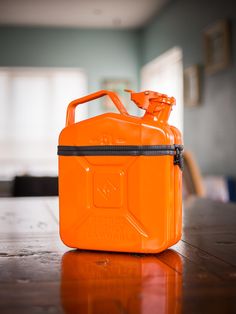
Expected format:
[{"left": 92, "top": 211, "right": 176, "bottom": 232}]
[
  {"left": 141, "top": 47, "right": 183, "bottom": 132},
  {"left": 0, "top": 68, "right": 87, "bottom": 178}
]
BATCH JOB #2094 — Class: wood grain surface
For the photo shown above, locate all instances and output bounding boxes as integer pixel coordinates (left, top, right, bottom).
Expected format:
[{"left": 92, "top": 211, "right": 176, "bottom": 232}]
[{"left": 0, "top": 196, "right": 235, "bottom": 314}]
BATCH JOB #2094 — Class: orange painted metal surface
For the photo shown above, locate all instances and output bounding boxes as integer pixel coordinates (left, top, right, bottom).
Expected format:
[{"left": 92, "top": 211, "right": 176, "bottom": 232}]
[
  {"left": 58, "top": 89, "right": 183, "bottom": 253},
  {"left": 61, "top": 250, "right": 182, "bottom": 314}
]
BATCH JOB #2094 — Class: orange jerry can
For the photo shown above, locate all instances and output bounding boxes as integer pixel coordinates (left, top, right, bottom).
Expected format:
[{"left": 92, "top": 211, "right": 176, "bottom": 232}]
[{"left": 58, "top": 89, "right": 183, "bottom": 253}]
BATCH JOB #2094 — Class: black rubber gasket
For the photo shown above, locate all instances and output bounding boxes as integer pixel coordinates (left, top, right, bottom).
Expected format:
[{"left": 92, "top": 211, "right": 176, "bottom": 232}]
[
  {"left": 58, "top": 145, "right": 184, "bottom": 170},
  {"left": 57, "top": 145, "right": 183, "bottom": 157}
]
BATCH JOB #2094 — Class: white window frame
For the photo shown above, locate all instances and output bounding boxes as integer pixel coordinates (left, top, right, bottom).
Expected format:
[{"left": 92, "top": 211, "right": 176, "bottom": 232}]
[
  {"left": 141, "top": 47, "right": 183, "bottom": 133},
  {"left": 0, "top": 67, "right": 87, "bottom": 178}
]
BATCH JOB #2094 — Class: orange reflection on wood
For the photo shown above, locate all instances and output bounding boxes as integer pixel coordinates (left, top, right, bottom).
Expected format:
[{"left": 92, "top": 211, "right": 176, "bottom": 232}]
[{"left": 61, "top": 249, "right": 182, "bottom": 314}]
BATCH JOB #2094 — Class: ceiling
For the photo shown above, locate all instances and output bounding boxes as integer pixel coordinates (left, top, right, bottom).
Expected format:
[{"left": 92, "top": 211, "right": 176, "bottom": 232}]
[{"left": 0, "top": 0, "right": 169, "bottom": 29}]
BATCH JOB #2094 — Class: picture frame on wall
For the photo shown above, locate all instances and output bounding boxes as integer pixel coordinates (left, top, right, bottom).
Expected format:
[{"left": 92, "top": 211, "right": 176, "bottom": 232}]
[
  {"left": 204, "top": 19, "right": 231, "bottom": 75},
  {"left": 184, "top": 65, "right": 201, "bottom": 107},
  {"left": 102, "top": 79, "right": 131, "bottom": 112}
]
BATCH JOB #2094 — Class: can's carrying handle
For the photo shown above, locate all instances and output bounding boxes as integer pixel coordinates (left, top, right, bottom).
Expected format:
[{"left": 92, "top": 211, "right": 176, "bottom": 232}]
[{"left": 66, "top": 90, "right": 128, "bottom": 127}]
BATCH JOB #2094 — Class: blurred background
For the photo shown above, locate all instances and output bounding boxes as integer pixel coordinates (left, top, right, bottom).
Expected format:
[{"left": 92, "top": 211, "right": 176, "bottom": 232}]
[{"left": 0, "top": 0, "right": 235, "bottom": 201}]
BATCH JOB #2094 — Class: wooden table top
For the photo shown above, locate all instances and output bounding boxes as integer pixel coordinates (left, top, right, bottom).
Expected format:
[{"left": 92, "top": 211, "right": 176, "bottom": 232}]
[{"left": 0, "top": 196, "right": 235, "bottom": 314}]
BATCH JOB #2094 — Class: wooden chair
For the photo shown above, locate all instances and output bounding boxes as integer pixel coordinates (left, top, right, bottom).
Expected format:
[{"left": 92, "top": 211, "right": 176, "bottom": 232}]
[{"left": 183, "top": 151, "right": 206, "bottom": 199}]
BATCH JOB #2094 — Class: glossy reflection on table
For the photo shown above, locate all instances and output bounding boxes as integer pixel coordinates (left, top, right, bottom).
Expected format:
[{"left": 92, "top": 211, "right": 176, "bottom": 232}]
[
  {"left": 61, "top": 249, "right": 182, "bottom": 314},
  {"left": 1, "top": 197, "right": 236, "bottom": 314}
]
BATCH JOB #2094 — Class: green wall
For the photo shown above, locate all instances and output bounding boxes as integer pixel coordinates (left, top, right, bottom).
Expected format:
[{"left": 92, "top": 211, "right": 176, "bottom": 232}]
[
  {"left": 0, "top": 27, "right": 140, "bottom": 93},
  {"left": 141, "top": 0, "right": 236, "bottom": 176}
]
